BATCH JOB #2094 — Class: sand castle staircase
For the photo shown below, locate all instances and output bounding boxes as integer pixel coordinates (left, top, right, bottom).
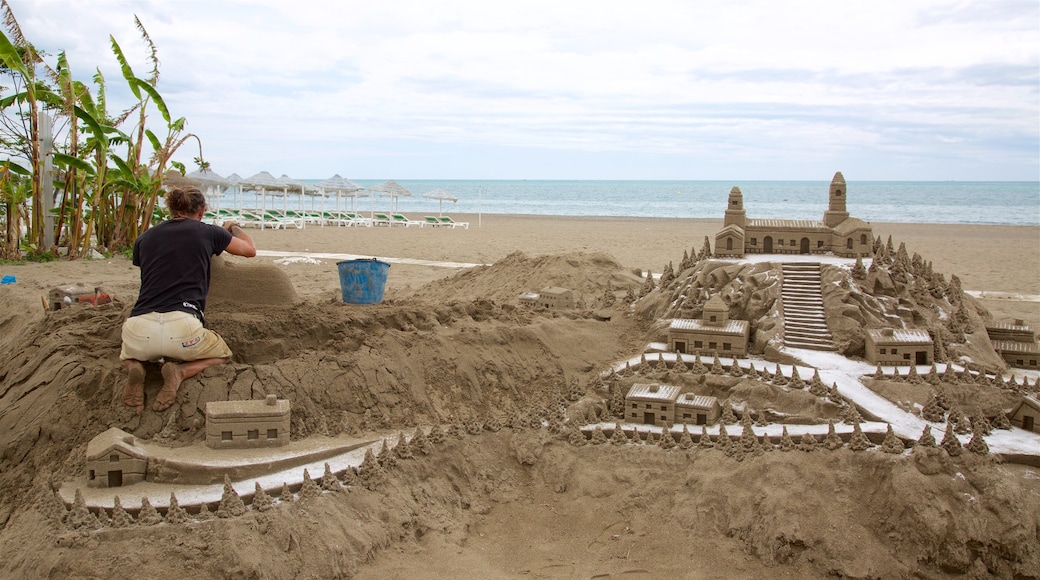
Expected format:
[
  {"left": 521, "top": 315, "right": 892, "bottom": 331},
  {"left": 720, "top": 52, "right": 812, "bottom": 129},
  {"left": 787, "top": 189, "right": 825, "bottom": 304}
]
[{"left": 780, "top": 263, "right": 836, "bottom": 351}]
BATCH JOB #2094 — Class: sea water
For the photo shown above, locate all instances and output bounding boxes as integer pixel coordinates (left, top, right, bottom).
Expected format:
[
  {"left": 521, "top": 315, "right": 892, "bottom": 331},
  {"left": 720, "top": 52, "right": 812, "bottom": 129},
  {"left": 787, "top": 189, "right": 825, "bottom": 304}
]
[{"left": 215, "top": 180, "right": 1039, "bottom": 226}]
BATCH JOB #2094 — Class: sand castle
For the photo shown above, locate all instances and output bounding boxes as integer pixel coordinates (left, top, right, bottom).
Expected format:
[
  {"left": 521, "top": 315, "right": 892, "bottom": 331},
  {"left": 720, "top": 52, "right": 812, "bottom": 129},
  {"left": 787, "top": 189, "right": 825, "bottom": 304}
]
[
  {"left": 668, "top": 294, "right": 749, "bottom": 356},
  {"left": 518, "top": 286, "right": 575, "bottom": 309},
  {"left": 205, "top": 395, "right": 291, "bottom": 449},
  {"left": 714, "top": 172, "right": 873, "bottom": 258},
  {"left": 85, "top": 396, "right": 291, "bottom": 489},
  {"left": 86, "top": 428, "right": 149, "bottom": 488},
  {"left": 1008, "top": 396, "right": 1040, "bottom": 433},
  {"left": 986, "top": 319, "right": 1040, "bottom": 370},
  {"left": 864, "top": 328, "right": 934, "bottom": 366}
]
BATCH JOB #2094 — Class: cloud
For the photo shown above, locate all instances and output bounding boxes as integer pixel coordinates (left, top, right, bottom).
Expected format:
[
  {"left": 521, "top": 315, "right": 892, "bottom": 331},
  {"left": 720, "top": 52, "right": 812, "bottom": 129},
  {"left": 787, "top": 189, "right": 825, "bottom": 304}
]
[{"left": 1, "top": 0, "right": 1036, "bottom": 179}]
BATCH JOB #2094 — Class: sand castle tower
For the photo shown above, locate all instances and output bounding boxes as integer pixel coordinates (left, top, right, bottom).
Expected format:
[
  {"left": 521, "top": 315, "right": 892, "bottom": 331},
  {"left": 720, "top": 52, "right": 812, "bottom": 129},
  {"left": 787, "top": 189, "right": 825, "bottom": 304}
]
[
  {"left": 703, "top": 294, "right": 730, "bottom": 326},
  {"left": 823, "top": 171, "right": 850, "bottom": 228},
  {"left": 723, "top": 186, "right": 746, "bottom": 229}
]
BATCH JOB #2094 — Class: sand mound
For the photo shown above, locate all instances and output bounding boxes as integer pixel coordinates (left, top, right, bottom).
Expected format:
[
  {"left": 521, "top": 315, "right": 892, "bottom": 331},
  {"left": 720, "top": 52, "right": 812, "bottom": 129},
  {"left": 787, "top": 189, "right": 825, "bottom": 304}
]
[
  {"left": 420, "top": 251, "right": 643, "bottom": 307},
  {"left": 208, "top": 255, "right": 301, "bottom": 306},
  {"left": 0, "top": 249, "right": 1037, "bottom": 578}
]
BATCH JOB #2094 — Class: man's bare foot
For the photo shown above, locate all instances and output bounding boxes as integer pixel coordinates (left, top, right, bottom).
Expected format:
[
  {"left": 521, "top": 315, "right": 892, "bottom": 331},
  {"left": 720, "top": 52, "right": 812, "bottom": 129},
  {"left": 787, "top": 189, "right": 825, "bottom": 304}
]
[
  {"left": 153, "top": 362, "right": 183, "bottom": 412},
  {"left": 122, "top": 361, "right": 145, "bottom": 413}
]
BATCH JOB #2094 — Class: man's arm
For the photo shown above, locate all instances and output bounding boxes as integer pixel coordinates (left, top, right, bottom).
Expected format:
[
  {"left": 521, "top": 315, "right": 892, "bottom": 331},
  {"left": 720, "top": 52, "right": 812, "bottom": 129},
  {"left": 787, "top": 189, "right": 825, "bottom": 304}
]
[{"left": 222, "top": 221, "right": 257, "bottom": 257}]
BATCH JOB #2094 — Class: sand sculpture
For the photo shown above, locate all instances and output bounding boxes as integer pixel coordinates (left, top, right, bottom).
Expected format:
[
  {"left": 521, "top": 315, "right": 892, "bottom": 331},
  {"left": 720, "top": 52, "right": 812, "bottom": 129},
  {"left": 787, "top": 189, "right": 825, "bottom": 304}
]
[
  {"left": 518, "top": 286, "right": 575, "bottom": 309},
  {"left": 205, "top": 395, "right": 291, "bottom": 449},
  {"left": 85, "top": 428, "right": 148, "bottom": 488},
  {"left": 1007, "top": 396, "right": 1040, "bottom": 433},
  {"left": 668, "top": 293, "right": 749, "bottom": 356},
  {"left": 986, "top": 319, "right": 1040, "bottom": 370},
  {"left": 863, "top": 328, "right": 934, "bottom": 366},
  {"left": 623, "top": 383, "right": 722, "bottom": 427},
  {"left": 714, "top": 171, "right": 874, "bottom": 258}
]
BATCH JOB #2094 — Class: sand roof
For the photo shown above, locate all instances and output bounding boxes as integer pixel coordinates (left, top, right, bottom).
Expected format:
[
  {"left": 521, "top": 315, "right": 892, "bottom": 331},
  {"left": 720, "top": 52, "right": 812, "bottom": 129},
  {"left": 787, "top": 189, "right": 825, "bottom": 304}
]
[
  {"left": 670, "top": 319, "right": 748, "bottom": 336},
  {"left": 992, "top": 339, "right": 1040, "bottom": 355},
  {"left": 865, "top": 328, "right": 933, "bottom": 344},
  {"left": 86, "top": 427, "right": 148, "bottom": 460},
  {"left": 746, "top": 219, "right": 827, "bottom": 231},
  {"left": 674, "top": 393, "right": 718, "bottom": 409},
  {"left": 626, "top": 383, "right": 681, "bottom": 402}
]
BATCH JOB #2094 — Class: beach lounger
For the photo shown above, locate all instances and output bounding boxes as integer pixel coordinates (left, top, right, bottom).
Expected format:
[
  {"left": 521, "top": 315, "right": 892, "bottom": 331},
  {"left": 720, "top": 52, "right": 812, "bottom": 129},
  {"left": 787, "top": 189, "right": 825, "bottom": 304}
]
[
  {"left": 438, "top": 216, "right": 469, "bottom": 229},
  {"left": 343, "top": 213, "right": 373, "bottom": 227},
  {"left": 371, "top": 213, "right": 392, "bottom": 226},
  {"left": 424, "top": 216, "right": 444, "bottom": 227},
  {"left": 391, "top": 214, "right": 425, "bottom": 227}
]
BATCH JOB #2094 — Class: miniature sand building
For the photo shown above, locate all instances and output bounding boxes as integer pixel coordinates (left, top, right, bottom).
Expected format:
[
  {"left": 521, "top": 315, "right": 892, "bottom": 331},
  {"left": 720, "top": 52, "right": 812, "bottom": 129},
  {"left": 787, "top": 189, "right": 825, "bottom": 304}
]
[
  {"left": 985, "top": 320, "right": 1040, "bottom": 370},
  {"left": 206, "top": 395, "right": 291, "bottom": 449},
  {"left": 668, "top": 294, "right": 749, "bottom": 356},
  {"left": 625, "top": 383, "right": 720, "bottom": 426},
  {"left": 626, "top": 383, "right": 681, "bottom": 426},
  {"left": 864, "top": 328, "right": 934, "bottom": 366},
  {"left": 714, "top": 172, "right": 873, "bottom": 258},
  {"left": 86, "top": 427, "right": 148, "bottom": 488},
  {"left": 675, "top": 393, "right": 722, "bottom": 426},
  {"left": 1008, "top": 396, "right": 1040, "bottom": 433},
  {"left": 518, "top": 287, "right": 575, "bottom": 309}
]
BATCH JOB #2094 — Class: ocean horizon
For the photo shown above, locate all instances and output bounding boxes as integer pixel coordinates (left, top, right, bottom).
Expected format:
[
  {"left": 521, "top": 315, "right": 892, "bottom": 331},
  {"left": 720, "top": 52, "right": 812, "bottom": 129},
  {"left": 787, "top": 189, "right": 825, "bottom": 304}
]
[{"left": 214, "top": 179, "right": 1040, "bottom": 227}]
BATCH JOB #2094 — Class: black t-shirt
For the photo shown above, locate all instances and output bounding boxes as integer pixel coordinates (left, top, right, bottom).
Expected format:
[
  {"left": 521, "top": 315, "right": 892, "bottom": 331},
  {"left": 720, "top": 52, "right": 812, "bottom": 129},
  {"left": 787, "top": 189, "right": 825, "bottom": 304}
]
[{"left": 129, "top": 218, "right": 233, "bottom": 321}]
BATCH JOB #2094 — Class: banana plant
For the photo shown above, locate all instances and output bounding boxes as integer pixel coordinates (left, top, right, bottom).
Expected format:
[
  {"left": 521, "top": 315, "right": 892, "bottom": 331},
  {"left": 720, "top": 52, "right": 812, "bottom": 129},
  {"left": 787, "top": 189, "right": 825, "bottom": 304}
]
[
  {"left": 106, "top": 19, "right": 202, "bottom": 250},
  {"left": 0, "top": 1, "right": 67, "bottom": 254},
  {"left": 0, "top": 158, "right": 28, "bottom": 258}
]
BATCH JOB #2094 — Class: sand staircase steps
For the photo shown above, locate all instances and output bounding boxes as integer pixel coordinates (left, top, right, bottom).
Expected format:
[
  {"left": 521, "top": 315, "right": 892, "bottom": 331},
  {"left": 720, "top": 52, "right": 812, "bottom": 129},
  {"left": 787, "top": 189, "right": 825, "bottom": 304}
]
[{"left": 781, "top": 263, "right": 836, "bottom": 351}]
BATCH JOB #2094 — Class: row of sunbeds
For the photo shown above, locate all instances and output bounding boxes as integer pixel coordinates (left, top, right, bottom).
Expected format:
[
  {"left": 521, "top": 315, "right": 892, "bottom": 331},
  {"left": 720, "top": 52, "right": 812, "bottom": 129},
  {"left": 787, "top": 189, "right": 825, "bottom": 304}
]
[
  {"left": 202, "top": 209, "right": 469, "bottom": 230},
  {"left": 370, "top": 213, "right": 469, "bottom": 229}
]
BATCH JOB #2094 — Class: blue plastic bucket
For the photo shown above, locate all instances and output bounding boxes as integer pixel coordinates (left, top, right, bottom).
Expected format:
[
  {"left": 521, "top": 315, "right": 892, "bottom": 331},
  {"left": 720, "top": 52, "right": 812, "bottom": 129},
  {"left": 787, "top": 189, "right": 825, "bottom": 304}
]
[{"left": 336, "top": 259, "right": 390, "bottom": 304}]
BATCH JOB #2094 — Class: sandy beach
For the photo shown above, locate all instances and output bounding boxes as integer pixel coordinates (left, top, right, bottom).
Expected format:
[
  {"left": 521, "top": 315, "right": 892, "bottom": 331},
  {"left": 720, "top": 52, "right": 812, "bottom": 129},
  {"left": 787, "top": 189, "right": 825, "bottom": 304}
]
[
  {"left": 0, "top": 213, "right": 1038, "bottom": 579},
  {"left": 240, "top": 214, "right": 1040, "bottom": 326}
]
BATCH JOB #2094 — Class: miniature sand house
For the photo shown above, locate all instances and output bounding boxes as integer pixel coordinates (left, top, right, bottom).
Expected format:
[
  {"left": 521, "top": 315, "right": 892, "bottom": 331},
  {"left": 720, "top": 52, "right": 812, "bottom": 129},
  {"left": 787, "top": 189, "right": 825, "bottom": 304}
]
[
  {"left": 668, "top": 294, "right": 749, "bottom": 356},
  {"left": 626, "top": 383, "right": 681, "bottom": 426},
  {"left": 206, "top": 395, "right": 291, "bottom": 449},
  {"left": 985, "top": 320, "right": 1040, "bottom": 370},
  {"left": 864, "top": 328, "right": 934, "bottom": 366},
  {"left": 86, "top": 427, "right": 148, "bottom": 488},
  {"left": 714, "top": 172, "right": 873, "bottom": 259},
  {"left": 1008, "top": 396, "right": 1040, "bottom": 433},
  {"left": 518, "top": 287, "right": 575, "bottom": 310},
  {"left": 625, "top": 383, "right": 721, "bottom": 427},
  {"left": 674, "top": 393, "right": 722, "bottom": 426}
]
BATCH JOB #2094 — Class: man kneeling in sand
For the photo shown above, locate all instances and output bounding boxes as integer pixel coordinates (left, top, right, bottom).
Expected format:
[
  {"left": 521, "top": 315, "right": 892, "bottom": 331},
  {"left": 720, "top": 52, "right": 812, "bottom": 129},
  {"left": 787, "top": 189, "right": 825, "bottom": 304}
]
[{"left": 120, "top": 186, "right": 256, "bottom": 412}]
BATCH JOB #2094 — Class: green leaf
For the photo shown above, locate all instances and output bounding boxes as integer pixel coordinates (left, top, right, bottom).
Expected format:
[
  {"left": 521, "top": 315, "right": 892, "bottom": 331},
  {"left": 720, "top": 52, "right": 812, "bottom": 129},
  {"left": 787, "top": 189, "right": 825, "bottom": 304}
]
[
  {"left": 73, "top": 105, "right": 109, "bottom": 147},
  {"left": 144, "top": 128, "right": 161, "bottom": 153},
  {"left": 0, "top": 31, "right": 29, "bottom": 78},
  {"left": 109, "top": 35, "right": 140, "bottom": 100},
  {"left": 0, "top": 160, "right": 30, "bottom": 175},
  {"left": 52, "top": 152, "right": 96, "bottom": 175},
  {"left": 131, "top": 77, "right": 171, "bottom": 124},
  {"left": 0, "top": 92, "right": 25, "bottom": 108},
  {"left": 109, "top": 154, "right": 134, "bottom": 178}
]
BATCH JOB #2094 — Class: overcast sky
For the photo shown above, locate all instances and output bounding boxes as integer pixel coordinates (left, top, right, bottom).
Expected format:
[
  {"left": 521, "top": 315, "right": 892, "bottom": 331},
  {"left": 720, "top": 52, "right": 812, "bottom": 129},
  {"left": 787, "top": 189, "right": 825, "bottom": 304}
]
[{"left": 5, "top": 0, "right": 1038, "bottom": 180}]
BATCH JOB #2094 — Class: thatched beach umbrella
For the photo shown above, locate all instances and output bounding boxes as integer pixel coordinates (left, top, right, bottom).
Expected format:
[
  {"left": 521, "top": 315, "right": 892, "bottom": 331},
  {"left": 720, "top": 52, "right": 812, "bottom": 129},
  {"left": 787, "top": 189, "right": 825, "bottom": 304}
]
[
  {"left": 370, "top": 179, "right": 413, "bottom": 213},
  {"left": 162, "top": 170, "right": 201, "bottom": 191},
  {"left": 185, "top": 169, "right": 229, "bottom": 210},
  {"left": 278, "top": 174, "right": 318, "bottom": 207},
  {"left": 317, "top": 175, "right": 365, "bottom": 213},
  {"left": 243, "top": 171, "right": 282, "bottom": 214},
  {"left": 422, "top": 187, "right": 458, "bottom": 216},
  {"left": 224, "top": 173, "right": 244, "bottom": 209}
]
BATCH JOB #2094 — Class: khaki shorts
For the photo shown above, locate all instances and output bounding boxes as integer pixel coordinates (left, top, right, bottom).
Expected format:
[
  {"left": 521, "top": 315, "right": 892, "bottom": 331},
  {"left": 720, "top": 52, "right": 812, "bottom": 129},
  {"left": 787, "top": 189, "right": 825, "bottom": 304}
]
[{"left": 120, "top": 311, "right": 233, "bottom": 362}]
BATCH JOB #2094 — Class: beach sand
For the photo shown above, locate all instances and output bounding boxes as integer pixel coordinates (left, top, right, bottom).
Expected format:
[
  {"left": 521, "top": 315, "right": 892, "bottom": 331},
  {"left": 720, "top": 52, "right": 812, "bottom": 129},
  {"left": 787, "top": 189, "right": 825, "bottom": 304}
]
[
  {"left": 244, "top": 214, "right": 1039, "bottom": 327},
  {"left": 0, "top": 214, "right": 1037, "bottom": 578}
]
